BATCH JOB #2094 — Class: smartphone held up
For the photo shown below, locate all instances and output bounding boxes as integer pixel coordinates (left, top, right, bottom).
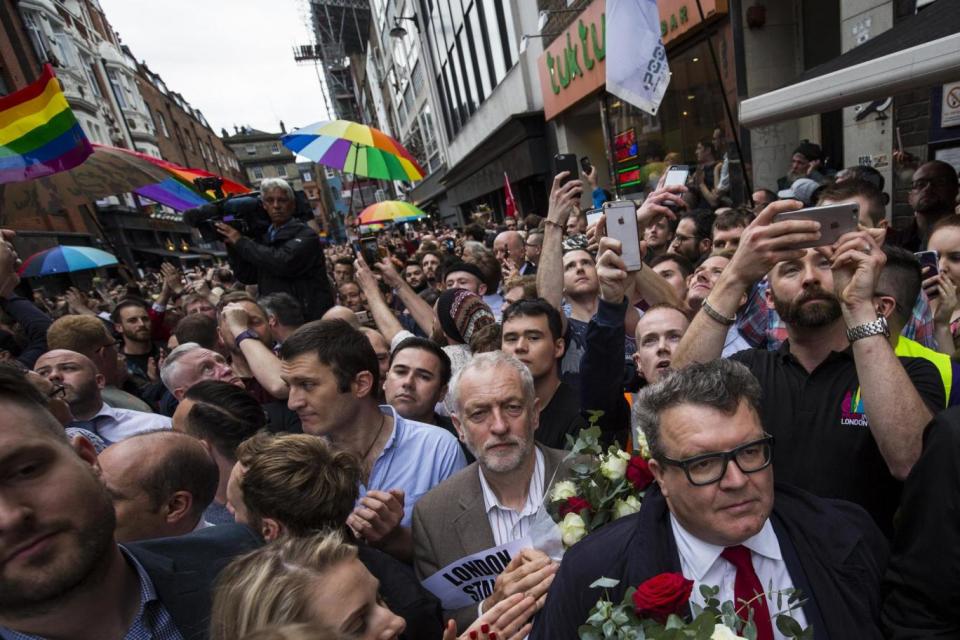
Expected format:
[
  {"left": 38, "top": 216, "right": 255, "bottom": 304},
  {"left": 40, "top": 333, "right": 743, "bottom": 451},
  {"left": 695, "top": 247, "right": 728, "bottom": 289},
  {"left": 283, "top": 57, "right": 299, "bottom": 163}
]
[
  {"left": 772, "top": 202, "right": 860, "bottom": 250},
  {"left": 603, "top": 200, "right": 643, "bottom": 271}
]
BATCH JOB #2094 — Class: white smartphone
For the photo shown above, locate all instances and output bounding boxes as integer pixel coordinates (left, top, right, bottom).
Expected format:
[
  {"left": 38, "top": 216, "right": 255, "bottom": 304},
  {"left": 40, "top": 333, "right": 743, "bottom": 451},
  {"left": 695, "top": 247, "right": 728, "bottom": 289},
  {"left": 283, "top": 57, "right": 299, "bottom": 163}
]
[
  {"left": 603, "top": 200, "right": 643, "bottom": 271},
  {"left": 773, "top": 202, "right": 860, "bottom": 249},
  {"left": 664, "top": 164, "right": 690, "bottom": 187},
  {"left": 585, "top": 208, "right": 604, "bottom": 227}
]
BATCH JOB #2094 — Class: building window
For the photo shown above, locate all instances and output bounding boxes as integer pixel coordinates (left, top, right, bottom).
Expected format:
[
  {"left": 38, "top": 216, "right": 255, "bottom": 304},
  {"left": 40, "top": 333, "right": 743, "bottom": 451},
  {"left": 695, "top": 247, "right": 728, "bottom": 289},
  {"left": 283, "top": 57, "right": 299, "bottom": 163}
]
[
  {"left": 82, "top": 59, "right": 102, "bottom": 98},
  {"left": 277, "top": 165, "right": 287, "bottom": 177},
  {"left": 107, "top": 70, "right": 128, "bottom": 109},
  {"left": 251, "top": 166, "right": 264, "bottom": 180},
  {"left": 270, "top": 142, "right": 281, "bottom": 154},
  {"left": 246, "top": 144, "right": 256, "bottom": 156},
  {"left": 22, "top": 12, "right": 50, "bottom": 62},
  {"left": 425, "top": 0, "right": 517, "bottom": 139},
  {"left": 52, "top": 32, "right": 78, "bottom": 68},
  {"left": 156, "top": 111, "right": 169, "bottom": 137}
]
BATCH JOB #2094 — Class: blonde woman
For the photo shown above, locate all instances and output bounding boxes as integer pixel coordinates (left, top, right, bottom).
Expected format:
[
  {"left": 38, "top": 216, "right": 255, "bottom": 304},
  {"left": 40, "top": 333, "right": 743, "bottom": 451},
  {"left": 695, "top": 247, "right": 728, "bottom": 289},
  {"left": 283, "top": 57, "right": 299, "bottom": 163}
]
[{"left": 212, "top": 531, "right": 535, "bottom": 640}]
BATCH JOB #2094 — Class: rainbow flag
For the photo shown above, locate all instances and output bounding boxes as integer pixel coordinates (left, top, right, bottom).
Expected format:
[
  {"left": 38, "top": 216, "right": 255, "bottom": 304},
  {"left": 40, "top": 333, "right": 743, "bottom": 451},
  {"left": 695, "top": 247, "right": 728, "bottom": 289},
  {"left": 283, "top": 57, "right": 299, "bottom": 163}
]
[{"left": 0, "top": 64, "right": 93, "bottom": 184}]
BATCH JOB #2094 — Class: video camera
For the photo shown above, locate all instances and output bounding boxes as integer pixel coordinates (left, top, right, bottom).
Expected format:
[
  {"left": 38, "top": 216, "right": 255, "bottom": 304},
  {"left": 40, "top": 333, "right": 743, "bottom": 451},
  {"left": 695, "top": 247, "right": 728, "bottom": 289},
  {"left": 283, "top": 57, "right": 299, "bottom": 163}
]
[
  {"left": 183, "top": 193, "right": 270, "bottom": 243},
  {"left": 183, "top": 177, "right": 313, "bottom": 243}
]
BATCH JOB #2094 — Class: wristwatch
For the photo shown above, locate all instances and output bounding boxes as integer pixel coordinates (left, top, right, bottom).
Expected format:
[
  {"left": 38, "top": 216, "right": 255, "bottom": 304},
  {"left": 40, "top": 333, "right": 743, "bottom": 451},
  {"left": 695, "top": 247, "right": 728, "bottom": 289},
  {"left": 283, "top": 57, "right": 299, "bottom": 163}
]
[
  {"left": 234, "top": 328, "right": 260, "bottom": 349},
  {"left": 846, "top": 316, "right": 889, "bottom": 343}
]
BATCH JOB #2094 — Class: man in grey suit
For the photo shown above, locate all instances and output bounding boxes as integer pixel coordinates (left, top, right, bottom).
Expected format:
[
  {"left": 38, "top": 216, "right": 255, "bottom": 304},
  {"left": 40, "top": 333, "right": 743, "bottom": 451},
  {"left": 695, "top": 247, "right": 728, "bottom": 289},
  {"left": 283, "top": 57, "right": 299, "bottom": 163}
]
[{"left": 412, "top": 351, "right": 573, "bottom": 631}]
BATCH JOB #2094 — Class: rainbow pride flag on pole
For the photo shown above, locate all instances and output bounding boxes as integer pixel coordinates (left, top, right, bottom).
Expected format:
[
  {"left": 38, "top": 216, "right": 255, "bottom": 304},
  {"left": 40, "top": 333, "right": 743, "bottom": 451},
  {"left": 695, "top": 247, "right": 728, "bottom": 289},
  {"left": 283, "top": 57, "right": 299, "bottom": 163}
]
[{"left": 0, "top": 64, "right": 93, "bottom": 184}]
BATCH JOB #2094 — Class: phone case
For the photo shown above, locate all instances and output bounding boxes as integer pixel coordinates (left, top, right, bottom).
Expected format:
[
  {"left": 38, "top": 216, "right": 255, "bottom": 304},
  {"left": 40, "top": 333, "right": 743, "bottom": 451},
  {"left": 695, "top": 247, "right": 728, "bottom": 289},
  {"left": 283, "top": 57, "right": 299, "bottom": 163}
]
[
  {"left": 604, "top": 202, "right": 643, "bottom": 271},
  {"left": 773, "top": 203, "right": 859, "bottom": 249}
]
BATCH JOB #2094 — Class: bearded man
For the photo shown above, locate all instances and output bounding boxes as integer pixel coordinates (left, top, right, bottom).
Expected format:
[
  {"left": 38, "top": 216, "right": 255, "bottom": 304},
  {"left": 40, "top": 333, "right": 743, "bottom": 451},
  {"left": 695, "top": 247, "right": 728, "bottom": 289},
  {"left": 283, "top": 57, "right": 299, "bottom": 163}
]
[{"left": 672, "top": 200, "right": 944, "bottom": 537}]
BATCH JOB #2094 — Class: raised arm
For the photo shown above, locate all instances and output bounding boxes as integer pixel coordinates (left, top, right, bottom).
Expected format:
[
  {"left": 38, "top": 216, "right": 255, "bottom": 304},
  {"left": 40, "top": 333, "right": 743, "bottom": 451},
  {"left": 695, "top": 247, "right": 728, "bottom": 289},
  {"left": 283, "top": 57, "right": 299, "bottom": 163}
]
[
  {"left": 673, "top": 200, "right": 814, "bottom": 367},
  {"left": 353, "top": 253, "right": 404, "bottom": 343},
  {"left": 832, "top": 230, "right": 934, "bottom": 480},
  {"left": 222, "top": 303, "right": 288, "bottom": 399},
  {"left": 537, "top": 173, "right": 582, "bottom": 311},
  {"left": 375, "top": 256, "right": 439, "bottom": 338}
]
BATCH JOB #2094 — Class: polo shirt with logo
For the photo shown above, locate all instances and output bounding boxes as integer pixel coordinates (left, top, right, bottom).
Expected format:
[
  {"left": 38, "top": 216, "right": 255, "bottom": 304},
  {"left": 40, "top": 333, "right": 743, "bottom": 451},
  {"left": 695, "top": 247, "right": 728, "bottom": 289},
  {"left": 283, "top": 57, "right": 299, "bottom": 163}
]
[{"left": 731, "top": 342, "right": 943, "bottom": 537}]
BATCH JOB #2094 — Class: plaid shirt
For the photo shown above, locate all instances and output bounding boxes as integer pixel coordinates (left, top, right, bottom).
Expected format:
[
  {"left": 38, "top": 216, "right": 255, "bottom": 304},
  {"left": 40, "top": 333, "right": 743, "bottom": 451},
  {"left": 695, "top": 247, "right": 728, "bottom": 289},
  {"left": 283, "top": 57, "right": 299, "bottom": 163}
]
[
  {"left": 1, "top": 549, "right": 184, "bottom": 640},
  {"left": 736, "top": 278, "right": 939, "bottom": 351}
]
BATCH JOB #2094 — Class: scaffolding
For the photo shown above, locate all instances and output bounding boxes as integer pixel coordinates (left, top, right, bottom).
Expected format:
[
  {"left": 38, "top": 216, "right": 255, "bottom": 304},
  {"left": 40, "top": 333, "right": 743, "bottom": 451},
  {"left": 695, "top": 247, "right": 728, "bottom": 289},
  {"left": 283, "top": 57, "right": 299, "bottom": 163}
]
[{"left": 292, "top": 0, "right": 372, "bottom": 123}]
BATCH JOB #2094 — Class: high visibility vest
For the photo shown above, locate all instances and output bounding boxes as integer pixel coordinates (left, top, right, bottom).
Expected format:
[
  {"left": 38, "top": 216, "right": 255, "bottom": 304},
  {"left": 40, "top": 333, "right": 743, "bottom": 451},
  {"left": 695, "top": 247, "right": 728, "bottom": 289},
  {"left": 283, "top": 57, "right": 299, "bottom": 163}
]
[{"left": 895, "top": 336, "right": 952, "bottom": 407}]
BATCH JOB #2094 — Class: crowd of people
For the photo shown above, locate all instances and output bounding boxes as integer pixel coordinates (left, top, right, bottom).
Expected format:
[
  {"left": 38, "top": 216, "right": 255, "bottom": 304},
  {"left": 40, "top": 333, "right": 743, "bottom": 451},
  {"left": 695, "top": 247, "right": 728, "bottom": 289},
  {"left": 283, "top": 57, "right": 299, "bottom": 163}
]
[{"left": 1, "top": 151, "right": 959, "bottom": 640}]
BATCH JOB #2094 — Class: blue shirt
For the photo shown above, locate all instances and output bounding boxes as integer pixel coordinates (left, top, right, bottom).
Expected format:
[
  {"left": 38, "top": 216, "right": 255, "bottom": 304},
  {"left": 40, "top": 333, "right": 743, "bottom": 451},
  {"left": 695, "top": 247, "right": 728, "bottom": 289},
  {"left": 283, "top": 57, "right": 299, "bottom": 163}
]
[
  {"left": 0, "top": 549, "right": 183, "bottom": 640},
  {"left": 363, "top": 405, "right": 467, "bottom": 526}
]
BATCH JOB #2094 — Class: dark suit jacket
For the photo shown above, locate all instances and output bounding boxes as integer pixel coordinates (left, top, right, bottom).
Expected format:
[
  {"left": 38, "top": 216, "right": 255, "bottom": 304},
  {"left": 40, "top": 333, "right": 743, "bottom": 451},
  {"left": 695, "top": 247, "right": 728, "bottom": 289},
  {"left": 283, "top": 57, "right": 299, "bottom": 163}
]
[
  {"left": 530, "top": 484, "right": 888, "bottom": 640},
  {"left": 412, "top": 445, "right": 575, "bottom": 629},
  {"left": 358, "top": 545, "right": 443, "bottom": 640},
  {"left": 883, "top": 409, "right": 960, "bottom": 638},
  {"left": 126, "top": 524, "right": 263, "bottom": 640}
]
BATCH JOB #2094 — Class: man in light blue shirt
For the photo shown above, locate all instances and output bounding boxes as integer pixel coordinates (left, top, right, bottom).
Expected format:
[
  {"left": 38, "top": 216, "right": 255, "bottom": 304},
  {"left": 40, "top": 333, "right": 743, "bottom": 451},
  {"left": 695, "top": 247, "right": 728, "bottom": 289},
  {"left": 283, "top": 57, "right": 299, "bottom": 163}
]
[
  {"left": 281, "top": 319, "right": 466, "bottom": 561},
  {"left": 34, "top": 349, "right": 170, "bottom": 445}
]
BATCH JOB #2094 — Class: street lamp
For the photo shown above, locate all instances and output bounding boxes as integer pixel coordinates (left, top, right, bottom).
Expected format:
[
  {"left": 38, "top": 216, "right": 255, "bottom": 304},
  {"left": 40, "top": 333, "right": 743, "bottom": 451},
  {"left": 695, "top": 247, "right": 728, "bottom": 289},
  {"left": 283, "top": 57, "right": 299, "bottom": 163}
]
[
  {"left": 519, "top": 33, "right": 560, "bottom": 54},
  {"left": 390, "top": 15, "right": 419, "bottom": 38}
]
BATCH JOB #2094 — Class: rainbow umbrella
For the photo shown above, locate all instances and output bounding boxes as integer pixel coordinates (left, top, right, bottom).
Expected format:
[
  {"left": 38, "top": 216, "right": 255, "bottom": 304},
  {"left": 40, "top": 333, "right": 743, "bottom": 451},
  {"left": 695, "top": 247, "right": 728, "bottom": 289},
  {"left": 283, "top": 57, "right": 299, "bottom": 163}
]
[
  {"left": 19, "top": 245, "right": 118, "bottom": 277},
  {"left": 358, "top": 200, "right": 427, "bottom": 225},
  {"left": 282, "top": 120, "right": 425, "bottom": 182}
]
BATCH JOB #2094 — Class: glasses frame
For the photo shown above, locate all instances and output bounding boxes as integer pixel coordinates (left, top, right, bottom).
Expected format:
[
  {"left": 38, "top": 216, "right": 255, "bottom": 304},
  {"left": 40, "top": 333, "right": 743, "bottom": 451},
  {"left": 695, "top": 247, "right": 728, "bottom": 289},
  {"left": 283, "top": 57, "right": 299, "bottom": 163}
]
[{"left": 659, "top": 434, "right": 775, "bottom": 486}]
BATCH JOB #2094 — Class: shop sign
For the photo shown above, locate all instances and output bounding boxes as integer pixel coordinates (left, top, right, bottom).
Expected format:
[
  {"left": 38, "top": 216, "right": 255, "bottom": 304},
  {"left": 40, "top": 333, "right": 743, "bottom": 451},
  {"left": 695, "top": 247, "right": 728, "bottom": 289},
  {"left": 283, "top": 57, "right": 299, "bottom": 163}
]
[
  {"left": 538, "top": 0, "right": 607, "bottom": 121},
  {"left": 538, "top": 0, "right": 726, "bottom": 120},
  {"left": 659, "top": 0, "right": 728, "bottom": 46}
]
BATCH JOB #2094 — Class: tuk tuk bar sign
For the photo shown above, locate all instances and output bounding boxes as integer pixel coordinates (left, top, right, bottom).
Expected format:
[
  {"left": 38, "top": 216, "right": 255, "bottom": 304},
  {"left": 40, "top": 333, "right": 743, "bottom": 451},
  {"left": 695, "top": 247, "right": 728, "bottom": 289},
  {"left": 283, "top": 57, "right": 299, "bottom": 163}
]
[{"left": 538, "top": 0, "right": 727, "bottom": 121}]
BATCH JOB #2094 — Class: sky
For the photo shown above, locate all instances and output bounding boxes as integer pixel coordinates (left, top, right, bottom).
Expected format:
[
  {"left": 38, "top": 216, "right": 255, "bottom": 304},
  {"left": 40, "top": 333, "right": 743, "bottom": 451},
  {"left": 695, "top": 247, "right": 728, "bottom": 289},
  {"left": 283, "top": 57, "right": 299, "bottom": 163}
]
[{"left": 98, "top": 0, "right": 331, "bottom": 135}]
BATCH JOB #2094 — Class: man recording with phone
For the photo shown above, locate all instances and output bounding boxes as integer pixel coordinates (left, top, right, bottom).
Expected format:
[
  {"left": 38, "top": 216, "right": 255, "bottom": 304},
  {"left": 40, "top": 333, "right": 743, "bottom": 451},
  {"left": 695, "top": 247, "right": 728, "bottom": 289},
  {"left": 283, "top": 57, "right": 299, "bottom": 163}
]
[
  {"left": 672, "top": 200, "right": 944, "bottom": 536},
  {"left": 215, "top": 178, "right": 333, "bottom": 321}
]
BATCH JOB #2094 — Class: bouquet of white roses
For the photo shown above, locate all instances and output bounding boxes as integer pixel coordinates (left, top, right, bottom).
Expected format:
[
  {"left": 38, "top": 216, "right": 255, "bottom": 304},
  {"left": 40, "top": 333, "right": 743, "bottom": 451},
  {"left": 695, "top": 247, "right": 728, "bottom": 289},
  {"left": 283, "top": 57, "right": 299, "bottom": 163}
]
[{"left": 548, "top": 421, "right": 655, "bottom": 547}]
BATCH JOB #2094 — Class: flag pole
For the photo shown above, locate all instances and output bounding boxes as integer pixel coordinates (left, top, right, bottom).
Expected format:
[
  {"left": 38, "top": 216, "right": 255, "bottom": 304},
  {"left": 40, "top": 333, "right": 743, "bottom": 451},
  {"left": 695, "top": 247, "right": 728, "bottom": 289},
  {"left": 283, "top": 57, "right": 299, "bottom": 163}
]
[
  {"left": 599, "top": 92, "right": 622, "bottom": 200},
  {"left": 693, "top": 0, "right": 753, "bottom": 204}
]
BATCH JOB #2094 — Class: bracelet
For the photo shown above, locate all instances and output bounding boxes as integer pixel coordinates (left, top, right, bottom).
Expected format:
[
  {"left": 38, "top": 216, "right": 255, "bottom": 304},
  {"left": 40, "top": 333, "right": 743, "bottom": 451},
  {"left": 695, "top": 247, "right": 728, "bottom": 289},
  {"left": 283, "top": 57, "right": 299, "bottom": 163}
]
[
  {"left": 544, "top": 219, "right": 564, "bottom": 231},
  {"left": 701, "top": 299, "right": 736, "bottom": 326}
]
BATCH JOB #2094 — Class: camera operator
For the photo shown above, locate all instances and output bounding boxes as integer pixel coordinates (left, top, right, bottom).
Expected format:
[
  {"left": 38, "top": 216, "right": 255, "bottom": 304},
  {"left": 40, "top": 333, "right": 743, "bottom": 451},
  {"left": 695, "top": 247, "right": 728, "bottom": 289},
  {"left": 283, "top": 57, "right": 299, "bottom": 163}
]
[{"left": 214, "top": 178, "right": 333, "bottom": 321}]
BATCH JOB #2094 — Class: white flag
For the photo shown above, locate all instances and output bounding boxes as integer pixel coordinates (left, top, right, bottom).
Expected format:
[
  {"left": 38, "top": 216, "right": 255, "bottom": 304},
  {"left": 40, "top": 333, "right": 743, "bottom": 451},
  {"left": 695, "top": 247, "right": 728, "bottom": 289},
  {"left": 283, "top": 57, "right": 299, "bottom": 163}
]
[{"left": 605, "top": 0, "right": 671, "bottom": 115}]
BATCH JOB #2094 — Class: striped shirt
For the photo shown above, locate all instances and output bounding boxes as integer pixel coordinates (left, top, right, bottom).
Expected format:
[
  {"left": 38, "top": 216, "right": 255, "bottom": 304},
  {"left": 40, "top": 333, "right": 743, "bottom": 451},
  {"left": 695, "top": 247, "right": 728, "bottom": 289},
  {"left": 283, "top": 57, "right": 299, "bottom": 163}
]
[{"left": 478, "top": 447, "right": 545, "bottom": 546}]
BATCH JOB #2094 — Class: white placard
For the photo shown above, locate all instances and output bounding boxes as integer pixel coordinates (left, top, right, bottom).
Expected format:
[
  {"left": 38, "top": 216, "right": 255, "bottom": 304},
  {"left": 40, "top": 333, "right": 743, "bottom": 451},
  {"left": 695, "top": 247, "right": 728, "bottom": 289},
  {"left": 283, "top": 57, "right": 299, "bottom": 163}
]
[
  {"left": 421, "top": 537, "right": 532, "bottom": 610},
  {"left": 942, "top": 82, "right": 960, "bottom": 128}
]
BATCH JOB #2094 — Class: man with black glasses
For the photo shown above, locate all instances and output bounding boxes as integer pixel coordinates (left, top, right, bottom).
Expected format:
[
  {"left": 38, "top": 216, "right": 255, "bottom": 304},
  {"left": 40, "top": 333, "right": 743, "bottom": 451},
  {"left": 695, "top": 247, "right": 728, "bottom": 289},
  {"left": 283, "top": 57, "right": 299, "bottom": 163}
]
[
  {"left": 889, "top": 160, "right": 959, "bottom": 251},
  {"left": 532, "top": 359, "right": 889, "bottom": 640}
]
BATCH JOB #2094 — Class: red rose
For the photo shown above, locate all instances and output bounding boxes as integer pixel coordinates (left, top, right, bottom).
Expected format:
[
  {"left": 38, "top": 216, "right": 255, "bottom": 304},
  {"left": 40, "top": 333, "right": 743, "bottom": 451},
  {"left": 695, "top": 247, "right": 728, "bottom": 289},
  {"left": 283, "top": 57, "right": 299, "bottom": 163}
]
[
  {"left": 558, "top": 496, "right": 592, "bottom": 518},
  {"left": 631, "top": 572, "right": 694, "bottom": 623},
  {"left": 626, "top": 455, "right": 654, "bottom": 491}
]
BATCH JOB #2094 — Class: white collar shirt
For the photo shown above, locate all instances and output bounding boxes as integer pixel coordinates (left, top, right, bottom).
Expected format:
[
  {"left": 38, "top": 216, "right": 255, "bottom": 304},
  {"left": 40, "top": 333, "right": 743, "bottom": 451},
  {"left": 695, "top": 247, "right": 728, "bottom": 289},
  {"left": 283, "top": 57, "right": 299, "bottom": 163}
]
[
  {"left": 478, "top": 447, "right": 545, "bottom": 547},
  {"left": 91, "top": 403, "right": 172, "bottom": 444},
  {"left": 669, "top": 514, "right": 808, "bottom": 639}
]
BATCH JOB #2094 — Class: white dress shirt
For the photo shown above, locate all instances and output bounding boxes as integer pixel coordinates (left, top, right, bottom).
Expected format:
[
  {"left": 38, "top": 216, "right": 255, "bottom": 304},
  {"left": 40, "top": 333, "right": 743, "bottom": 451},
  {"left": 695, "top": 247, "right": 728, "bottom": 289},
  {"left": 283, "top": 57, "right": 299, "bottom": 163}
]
[
  {"left": 90, "top": 403, "right": 172, "bottom": 444},
  {"left": 478, "top": 447, "right": 545, "bottom": 546},
  {"left": 476, "top": 447, "right": 545, "bottom": 620},
  {"left": 670, "top": 515, "right": 808, "bottom": 639}
]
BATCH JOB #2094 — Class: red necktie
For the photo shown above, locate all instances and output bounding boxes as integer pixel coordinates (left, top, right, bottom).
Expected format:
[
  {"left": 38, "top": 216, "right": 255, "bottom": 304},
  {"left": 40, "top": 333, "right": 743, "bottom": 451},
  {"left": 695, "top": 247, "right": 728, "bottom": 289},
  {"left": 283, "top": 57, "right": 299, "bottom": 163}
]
[{"left": 720, "top": 545, "right": 775, "bottom": 640}]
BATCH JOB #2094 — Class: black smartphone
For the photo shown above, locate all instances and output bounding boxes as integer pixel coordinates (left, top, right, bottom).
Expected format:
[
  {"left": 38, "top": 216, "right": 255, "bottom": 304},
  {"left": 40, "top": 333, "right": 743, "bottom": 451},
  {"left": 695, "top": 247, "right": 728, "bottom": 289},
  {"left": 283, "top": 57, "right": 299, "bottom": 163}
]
[
  {"left": 580, "top": 155, "right": 592, "bottom": 174},
  {"left": 915, "top": 250, "right": 939, "bottom": 277},
  {"left": 554, "top": 153, "right": 579, "bottom": 187},
  {"left": 359, "top": 235, "right": 379, "bottom": 266}
]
